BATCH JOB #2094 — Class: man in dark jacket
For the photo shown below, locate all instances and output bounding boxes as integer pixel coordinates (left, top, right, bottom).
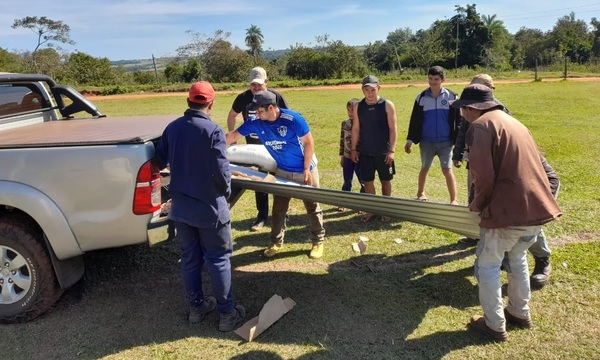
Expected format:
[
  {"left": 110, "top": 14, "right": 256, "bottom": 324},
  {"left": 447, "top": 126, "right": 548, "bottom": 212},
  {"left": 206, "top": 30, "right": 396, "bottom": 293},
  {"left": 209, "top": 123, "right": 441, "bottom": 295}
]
[
  {"left": 451, "top": 84, "right": 562, "bottom": 342},
  {"left": 155, "top": 81, "right": 245, "bottom": 332}
]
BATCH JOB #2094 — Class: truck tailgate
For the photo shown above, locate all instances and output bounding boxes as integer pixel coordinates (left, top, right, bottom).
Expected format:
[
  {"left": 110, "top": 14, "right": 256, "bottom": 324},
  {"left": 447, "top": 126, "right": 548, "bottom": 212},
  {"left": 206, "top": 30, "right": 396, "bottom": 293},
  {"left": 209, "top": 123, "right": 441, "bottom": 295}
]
[{"left": 0, "top": 115, "right": 176, "bottom": 148}]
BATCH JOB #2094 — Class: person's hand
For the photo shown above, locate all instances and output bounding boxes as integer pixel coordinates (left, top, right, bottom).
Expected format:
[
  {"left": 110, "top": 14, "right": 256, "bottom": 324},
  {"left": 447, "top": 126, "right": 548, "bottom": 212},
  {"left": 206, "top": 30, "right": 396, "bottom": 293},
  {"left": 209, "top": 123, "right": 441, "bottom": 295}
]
[
  {"left": 340, "top": 156, "right": 344, "bottom": 167},
  {"left": 453, "top": 160, "right": 462, "bottom": 168},
  {"left": 404, "top": 142, "right": 412, "bottom": 154},
  {"left": 385, "top": 151, "right": 395, "bottom": 165},
  {"left": 350, "top": 150, "right": 359, "bottom": 163},
  {"left": 303, "top": 169, "right": 313, "bottom": 186}
]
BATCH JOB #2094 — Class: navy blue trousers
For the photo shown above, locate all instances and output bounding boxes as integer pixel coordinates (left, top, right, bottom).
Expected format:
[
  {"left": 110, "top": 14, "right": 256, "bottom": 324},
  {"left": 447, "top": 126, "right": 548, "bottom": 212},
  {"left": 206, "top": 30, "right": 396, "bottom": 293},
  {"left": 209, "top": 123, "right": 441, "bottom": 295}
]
[{"left": 175, "top": 220, "right": 236, "bottom": 314}]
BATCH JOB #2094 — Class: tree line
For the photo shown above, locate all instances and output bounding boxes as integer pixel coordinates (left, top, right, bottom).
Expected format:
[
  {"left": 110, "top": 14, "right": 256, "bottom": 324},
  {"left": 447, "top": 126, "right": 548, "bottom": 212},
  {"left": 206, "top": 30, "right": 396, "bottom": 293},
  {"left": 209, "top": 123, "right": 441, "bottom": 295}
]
[{"left": 2, "top": 4, "right": 599, "bottom": 87}]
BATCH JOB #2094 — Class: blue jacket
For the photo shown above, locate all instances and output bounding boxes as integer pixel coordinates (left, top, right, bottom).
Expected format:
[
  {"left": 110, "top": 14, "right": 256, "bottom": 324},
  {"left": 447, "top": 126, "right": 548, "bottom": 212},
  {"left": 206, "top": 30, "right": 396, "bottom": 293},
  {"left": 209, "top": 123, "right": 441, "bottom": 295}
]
[
  {"left": 155, "top": 109, "right": 231, "bottom": 228},
  {"left": 406, "top": 88, "right": 459, "bottom": 144}
]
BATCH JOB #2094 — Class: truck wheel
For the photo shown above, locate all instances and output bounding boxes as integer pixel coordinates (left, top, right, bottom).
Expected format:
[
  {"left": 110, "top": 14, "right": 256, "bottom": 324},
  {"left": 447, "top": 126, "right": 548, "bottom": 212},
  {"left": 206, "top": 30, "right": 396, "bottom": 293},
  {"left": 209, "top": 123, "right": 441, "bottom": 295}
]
[{"left": 0, "top": 219, "right": 62, "bottom": 323}]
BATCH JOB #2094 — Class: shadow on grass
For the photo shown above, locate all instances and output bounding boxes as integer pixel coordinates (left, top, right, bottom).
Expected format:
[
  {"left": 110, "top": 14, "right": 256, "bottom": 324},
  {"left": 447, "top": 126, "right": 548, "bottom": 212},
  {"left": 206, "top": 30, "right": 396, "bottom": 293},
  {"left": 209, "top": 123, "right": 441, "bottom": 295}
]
[{"left": 0, "top": 217, "right": 485, "bottom": 359}]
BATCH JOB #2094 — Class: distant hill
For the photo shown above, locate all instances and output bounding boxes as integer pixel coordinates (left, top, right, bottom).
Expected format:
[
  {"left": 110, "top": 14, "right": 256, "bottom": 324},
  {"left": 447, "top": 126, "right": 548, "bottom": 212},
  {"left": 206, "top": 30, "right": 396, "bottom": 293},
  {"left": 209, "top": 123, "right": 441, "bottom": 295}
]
[{"left": 111, "top": 49, "right": 291, "bottom": 71}]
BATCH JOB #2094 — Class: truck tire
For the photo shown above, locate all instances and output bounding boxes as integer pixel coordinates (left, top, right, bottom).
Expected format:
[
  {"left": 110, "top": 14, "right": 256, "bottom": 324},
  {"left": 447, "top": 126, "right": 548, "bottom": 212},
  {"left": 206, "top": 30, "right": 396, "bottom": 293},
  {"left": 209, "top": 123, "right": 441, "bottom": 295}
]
[{"left": 0, "top": 219, "right": 63, "bottom": 323}]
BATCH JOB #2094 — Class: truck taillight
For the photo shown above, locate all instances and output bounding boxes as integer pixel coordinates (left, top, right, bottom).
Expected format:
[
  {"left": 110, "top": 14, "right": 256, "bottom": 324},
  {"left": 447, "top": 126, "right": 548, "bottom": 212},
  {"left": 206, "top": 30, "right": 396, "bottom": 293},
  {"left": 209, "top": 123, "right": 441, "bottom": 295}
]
[{"left": 133, "top": 160, "right": 161, "bottom": 215}]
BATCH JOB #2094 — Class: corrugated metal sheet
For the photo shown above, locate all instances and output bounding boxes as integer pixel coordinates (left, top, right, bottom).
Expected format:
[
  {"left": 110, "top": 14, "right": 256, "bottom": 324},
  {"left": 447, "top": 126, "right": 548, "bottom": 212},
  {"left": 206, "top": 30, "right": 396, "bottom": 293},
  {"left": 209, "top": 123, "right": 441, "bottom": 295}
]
[{"left": 231, "top": 165, "right": 480, "bottom": 239}]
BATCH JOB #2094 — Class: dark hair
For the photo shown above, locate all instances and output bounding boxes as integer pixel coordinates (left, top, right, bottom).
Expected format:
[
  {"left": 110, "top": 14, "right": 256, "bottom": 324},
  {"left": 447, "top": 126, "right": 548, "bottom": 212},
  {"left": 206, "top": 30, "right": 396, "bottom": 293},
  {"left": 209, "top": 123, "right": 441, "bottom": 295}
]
[
  {"left": 258, "top": 103, "right": 276, "bottom": 111},
  {"left": 187, "top": 99, "right": 210, "bottom": 110},
  {"left": 428, "top": 66, "right": 446, "bottom": 79},
  {"left": 346, "top": 98, "right": 360, "bottom": 108}
]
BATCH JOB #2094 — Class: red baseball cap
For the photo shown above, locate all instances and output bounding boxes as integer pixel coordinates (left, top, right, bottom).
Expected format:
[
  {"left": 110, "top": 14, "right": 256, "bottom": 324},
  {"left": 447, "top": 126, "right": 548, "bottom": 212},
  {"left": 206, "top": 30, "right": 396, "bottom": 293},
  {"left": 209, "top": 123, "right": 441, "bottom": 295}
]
[{"left": 188, "top": 81, "right": 215, "bottom": 104}]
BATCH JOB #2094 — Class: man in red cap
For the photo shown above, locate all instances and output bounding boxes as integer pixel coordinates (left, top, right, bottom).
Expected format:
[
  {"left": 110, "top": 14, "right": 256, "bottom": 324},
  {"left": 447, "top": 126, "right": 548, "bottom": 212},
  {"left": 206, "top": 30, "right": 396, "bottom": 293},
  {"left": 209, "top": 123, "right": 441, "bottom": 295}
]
[{"left": 155, "top": 81, "right": 245, "bottom": 332}]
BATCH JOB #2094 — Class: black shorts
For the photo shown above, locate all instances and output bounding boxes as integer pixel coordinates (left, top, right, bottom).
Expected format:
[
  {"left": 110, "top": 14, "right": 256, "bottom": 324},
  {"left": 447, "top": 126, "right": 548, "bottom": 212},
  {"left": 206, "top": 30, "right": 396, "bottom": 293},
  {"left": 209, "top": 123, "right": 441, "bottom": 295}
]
[{"left": 358, "top": 155, "right": 395, "bottom": 182}]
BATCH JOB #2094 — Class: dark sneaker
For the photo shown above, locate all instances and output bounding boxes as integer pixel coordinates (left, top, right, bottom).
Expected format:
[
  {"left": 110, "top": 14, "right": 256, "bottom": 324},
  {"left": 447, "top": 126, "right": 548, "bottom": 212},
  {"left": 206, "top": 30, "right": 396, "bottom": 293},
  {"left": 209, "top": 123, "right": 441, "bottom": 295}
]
[
  {"left": 219, "top": 305, "right": 246, "bottom": 332},
  {"left": 504, "top": 308, "right": 532, "bottom": 329},
  {"left": 188, "top": 296, "right": 216, "bottom": 324},
  {"left": 250, "top": 218, "right": 266, "bottom": 232},
  {"left": 468, "top": 315, "right": 508, "bottom": 342},
  {"left": 531, "top": 256, "right": 551, "bottom": 288}
]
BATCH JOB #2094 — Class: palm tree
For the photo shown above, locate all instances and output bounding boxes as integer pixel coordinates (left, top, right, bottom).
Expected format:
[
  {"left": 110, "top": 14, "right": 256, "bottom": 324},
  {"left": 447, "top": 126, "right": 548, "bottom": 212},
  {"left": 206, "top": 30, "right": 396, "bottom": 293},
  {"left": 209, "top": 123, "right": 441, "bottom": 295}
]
[
  {"left": 481, "top": 14, "right": 504, "bottom": 40},
  {"left": 245, "top": 24, "right": 264, "bottom": 58}
]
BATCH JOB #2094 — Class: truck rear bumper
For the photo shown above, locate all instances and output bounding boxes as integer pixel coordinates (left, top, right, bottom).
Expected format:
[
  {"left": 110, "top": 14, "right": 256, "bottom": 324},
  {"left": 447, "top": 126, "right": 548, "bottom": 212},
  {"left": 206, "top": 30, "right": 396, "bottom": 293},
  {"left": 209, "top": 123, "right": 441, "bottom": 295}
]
[{"left": 147, "top": 212, "right": 172, "bottom": 246}]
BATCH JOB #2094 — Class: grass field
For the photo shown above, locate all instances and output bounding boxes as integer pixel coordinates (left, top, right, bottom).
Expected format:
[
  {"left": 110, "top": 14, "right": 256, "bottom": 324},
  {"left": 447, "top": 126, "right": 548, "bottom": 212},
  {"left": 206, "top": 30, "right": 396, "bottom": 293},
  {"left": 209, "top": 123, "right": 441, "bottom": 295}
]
[{"left": 2, "top": 80, "right": 599, "bottom": 359}]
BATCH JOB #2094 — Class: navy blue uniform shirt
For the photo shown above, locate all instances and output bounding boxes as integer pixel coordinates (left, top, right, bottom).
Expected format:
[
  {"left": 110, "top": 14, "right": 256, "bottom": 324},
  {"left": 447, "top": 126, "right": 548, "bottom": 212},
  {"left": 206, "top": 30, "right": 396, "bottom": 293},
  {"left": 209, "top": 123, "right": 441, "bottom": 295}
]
[{"left": 155, "top": 109, "right": 231, "bottom": 228}]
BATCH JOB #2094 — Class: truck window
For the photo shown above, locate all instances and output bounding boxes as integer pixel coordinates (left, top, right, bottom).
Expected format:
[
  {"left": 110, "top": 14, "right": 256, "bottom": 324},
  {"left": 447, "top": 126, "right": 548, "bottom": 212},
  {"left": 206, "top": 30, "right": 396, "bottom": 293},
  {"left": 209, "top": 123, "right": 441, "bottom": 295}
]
[{"left": 0, "top": 85, "right": 45, "bottom": 117}]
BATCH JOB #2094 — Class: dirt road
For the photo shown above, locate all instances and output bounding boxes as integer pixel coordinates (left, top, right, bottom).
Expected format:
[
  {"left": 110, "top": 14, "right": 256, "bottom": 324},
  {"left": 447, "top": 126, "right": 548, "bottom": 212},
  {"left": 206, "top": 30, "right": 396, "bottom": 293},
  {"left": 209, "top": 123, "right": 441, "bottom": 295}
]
[{"left": 85, "top": 76, "right": 599, "bottom": 101}]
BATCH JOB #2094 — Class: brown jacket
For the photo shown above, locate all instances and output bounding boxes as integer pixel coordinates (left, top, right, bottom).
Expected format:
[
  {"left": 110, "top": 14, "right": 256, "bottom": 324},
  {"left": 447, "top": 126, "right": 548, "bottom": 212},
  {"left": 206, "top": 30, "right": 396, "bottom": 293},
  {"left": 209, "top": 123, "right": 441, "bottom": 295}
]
[{"left": 466, "top": 109, "right": 562, "bottom": 228}]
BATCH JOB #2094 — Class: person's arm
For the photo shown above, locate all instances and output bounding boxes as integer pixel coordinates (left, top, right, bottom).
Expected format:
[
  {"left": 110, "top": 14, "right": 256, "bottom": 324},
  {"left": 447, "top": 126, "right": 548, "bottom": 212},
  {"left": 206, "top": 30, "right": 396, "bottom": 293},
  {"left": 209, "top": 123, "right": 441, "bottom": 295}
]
[
  {"left": 453, "top": 118, "right": 468, "bottom": 167},
  {"left": 350, "top": 105, "right": 360, "bottom": 163},
  {"left": 226, "top": 130, "right": 243, "bottom": 145},
  {"left": 540, "top": 155, "right": 560, "bottom": 197},
  {"left": 405, "top": 98, "right": 421, "bottom": 154},
  {"left": 155, "top": 128, "right": 169, "bottom": 169},
  {"left": 339, "top": 121, "right": 345, "bottom": 167},
  {"left": 300, "top": 131, "right": 315, "bottom": 185},
  {"left": 467, "top": 124, "right": 495, "bottom": 213},
  {"left": 385, "top": 100, "right": 397, "bottom": 165},
  {"left": 226, "top": 108, "right": 239, "bottom": 132},
  {"left": 212, "top": 129, "right": 231, "bottom": 199}
]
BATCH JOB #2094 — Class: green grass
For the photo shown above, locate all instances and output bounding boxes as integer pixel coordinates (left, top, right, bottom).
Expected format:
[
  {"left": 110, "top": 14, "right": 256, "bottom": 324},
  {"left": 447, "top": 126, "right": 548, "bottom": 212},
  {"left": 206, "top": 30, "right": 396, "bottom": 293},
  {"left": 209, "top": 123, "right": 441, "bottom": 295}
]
[{"left": 2, "top": 80, "right": 599, "bottom": 359}]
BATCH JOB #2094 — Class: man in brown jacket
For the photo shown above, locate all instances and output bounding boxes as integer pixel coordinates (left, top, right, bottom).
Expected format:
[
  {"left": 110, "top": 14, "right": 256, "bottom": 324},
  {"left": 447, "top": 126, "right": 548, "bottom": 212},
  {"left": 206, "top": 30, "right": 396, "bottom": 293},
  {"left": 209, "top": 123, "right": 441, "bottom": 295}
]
[{"left": 450, "top": 84, "right": 562, "bottom": 342}]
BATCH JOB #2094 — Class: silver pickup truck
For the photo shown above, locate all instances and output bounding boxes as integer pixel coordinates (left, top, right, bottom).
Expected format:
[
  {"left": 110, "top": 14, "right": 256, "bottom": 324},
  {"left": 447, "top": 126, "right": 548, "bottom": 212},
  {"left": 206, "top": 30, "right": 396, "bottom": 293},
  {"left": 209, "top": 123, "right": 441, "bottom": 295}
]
[{"left": 0, "top": 74, "right": 173, "bottom": 323}]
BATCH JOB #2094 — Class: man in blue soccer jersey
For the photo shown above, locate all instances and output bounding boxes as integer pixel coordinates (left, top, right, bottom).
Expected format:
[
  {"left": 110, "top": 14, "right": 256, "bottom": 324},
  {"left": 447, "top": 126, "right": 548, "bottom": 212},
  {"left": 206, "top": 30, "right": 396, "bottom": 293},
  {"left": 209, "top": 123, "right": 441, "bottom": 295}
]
[
  {"left": 227, "top": 67, "right": 289, "bottom": 232},
  {"left": 226, "top": 91, "right": 326, "bottom": 259}
]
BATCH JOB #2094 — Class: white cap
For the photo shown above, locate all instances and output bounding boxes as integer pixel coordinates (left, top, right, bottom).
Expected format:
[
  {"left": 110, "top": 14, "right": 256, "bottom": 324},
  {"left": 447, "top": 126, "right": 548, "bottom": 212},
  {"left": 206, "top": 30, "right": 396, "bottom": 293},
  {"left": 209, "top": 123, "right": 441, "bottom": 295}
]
[{"left": 249, "top": 67, "right": 267, "bottom": 84}]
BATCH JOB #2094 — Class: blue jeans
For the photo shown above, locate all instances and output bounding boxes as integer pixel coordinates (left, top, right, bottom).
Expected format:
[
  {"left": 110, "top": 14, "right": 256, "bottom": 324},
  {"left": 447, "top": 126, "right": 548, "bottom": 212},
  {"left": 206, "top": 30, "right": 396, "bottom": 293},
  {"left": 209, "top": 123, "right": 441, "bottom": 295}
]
[
  {"left": 474, "top": 225, "right": 542, "bottom": 332},
  {"left": 175, "top": 220, "right": 236, "bottom": 314},
  {"left": 341, "top": 157, "right": 364, "bottom": 193}
]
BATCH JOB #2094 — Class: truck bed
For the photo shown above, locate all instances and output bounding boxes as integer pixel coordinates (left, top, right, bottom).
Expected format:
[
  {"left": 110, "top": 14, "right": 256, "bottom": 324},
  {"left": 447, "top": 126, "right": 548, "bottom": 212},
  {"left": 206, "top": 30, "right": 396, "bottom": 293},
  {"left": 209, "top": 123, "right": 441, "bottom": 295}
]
[{"left": 0, "top": 115, "right": 177, "bottom": 148}]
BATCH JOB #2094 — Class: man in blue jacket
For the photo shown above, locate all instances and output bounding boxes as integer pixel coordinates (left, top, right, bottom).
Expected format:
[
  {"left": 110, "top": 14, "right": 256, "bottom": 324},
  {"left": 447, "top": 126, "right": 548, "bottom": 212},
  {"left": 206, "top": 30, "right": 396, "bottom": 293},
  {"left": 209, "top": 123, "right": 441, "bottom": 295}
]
[
  {"left": 405, "top": 66, "right": 459, "bottom": 204},
  {"left": 155, "top": 81, "right": 245, "bottom": 332}
]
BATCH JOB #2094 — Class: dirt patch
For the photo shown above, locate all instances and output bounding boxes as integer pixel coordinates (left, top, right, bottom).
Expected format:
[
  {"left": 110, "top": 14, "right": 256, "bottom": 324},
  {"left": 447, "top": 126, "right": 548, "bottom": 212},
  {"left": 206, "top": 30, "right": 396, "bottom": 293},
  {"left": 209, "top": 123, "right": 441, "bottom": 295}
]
[{"left": 84, "top": 77, "right": 600, "bottom": 101}]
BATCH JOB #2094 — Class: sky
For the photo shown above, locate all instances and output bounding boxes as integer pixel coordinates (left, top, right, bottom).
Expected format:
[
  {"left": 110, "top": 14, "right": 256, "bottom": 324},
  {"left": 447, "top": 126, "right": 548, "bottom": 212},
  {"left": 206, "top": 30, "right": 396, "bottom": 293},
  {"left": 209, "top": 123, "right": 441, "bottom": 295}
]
[{"left": 2, "top": 1, "right": 599, "bottom": 61}]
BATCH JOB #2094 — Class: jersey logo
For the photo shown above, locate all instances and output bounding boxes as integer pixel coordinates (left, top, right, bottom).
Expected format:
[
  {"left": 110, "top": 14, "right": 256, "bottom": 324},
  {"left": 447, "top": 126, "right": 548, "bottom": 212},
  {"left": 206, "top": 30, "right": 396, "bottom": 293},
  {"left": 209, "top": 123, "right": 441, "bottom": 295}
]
[{"left": 277, "top": 126, "right": 288, "bottom": 137}]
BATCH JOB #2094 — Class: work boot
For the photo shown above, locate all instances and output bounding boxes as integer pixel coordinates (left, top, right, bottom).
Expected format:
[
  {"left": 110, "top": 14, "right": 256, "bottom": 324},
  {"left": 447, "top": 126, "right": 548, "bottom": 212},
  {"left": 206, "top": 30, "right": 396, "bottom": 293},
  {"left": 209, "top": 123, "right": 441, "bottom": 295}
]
[
  {"left": 188, "top": 296, "right": 216, "bottom": 324},
  {"left": 218, "top": 305, "right": 246, "bottom": 332},
  {"left": 468, "top": 315, "right": 508, "bottom": 342},
  {"left": 309, "top": 243, "right": 324, "bottom": 259},
  {"left": 263, "top": 244, "right": 282, "bottom": 258},
  {"left": 531, "top": 256, "right": 551, "bottom": 288},
  {"left": 504, "top": 308, "right": 532, "bottom": 329}
]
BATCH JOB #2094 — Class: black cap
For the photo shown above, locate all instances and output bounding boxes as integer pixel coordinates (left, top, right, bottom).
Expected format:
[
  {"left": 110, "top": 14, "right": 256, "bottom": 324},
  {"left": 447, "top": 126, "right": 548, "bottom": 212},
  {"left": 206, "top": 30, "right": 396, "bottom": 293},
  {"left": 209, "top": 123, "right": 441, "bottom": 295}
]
[
  {"left": 362, "top": 75, "right": 380, "bottom": 88},
  {"left": 450, "top": 84, "right": 501, "bottom": 110},
  {"left": 247, "top": 91, "right": 277, "bottom": 111}
]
